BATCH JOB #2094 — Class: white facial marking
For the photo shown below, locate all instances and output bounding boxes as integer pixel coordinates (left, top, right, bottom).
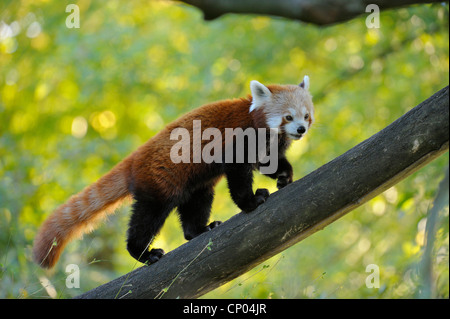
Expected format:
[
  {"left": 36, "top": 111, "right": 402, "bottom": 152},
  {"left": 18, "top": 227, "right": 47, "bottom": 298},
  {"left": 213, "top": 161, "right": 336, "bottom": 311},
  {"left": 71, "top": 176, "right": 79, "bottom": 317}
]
[
  {"left": 254, "top": 79, "right": 313, "bottom": 141},
  {"left": 266, "top": 116, "right": 282, "bottom": 129},
  {"left": 301, "top": 106, "right": 307, "bottom": 116},
  {"left": 284, "top": 103, "right": 311, "bottom": 140}
]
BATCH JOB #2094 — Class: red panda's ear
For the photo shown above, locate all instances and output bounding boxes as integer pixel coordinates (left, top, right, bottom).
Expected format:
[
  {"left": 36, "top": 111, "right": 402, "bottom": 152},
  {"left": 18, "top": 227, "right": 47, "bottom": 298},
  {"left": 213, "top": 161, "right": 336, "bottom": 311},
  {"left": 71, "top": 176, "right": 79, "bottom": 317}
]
[
  {"left": 249, "top": 80, "right": 271, "bottom": 112},
  {"left": 299, "top": 75, "right": 310, "bottom": 90}
]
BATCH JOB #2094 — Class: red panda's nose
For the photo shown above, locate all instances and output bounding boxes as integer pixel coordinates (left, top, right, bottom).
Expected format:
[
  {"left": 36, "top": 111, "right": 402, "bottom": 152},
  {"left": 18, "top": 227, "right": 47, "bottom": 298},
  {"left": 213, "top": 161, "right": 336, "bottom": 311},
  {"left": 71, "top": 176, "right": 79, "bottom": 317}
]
[{"left": 297, "top": 126, "right": 306, "bottom": 134}]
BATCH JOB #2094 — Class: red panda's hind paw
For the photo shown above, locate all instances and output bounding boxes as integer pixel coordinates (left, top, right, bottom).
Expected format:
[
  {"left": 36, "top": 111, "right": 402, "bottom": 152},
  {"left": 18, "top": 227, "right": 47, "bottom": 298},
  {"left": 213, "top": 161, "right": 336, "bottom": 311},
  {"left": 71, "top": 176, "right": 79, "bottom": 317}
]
[
  {"left": 145, "top": 248, "right": 165, "bottom": 265},
  {"left": 207, "top": 221, "right": 222, "bottom": 230},
  {"left": 184, "top": 221, "right": 222, "bottom": 241},
  {"left": 242, "top": 188, "right": 270, "bottom": 213}
]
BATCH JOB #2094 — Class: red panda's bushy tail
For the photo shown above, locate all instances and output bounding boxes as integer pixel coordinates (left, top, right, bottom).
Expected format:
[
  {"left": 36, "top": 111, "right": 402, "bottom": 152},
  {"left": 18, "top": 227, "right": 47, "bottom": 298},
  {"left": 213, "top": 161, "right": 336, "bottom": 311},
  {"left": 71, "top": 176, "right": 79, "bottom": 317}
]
[{"left": 33, "top": 157, "right": 133, "bottom": 269}]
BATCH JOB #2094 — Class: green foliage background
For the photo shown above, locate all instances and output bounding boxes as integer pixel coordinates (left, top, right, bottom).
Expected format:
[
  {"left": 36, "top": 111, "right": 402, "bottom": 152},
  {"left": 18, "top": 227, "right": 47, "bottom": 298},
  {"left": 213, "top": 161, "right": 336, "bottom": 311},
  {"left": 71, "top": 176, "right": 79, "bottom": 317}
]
[{"left": 0, "top": 0, "right": 448, "bottom": 298}]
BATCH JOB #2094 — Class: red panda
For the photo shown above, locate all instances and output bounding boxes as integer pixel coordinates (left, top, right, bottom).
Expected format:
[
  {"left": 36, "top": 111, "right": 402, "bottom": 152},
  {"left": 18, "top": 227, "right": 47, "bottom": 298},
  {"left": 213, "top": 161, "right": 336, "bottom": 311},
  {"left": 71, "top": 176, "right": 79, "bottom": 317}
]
[{"left": 33, "top": 77, "right": 314, "bottom": 268}]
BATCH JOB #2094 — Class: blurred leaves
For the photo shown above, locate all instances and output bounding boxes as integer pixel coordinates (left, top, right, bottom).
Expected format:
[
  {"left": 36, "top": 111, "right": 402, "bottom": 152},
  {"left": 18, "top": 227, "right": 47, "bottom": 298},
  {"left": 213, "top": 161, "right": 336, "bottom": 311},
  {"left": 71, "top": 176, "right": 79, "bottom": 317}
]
[{"left": 0, "top": 1, "right": 448, "bottom": 298}]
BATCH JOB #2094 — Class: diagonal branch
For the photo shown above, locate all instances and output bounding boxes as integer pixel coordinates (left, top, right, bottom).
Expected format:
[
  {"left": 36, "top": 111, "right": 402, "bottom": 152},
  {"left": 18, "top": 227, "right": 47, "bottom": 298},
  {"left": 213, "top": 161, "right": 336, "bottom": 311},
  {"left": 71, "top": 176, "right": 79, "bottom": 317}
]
[
  {"left": 76, "top": 86, "right": 449, "bottom": 299},
  {"left": 177, "top": 0, "right": 446, "bottom": 25}
]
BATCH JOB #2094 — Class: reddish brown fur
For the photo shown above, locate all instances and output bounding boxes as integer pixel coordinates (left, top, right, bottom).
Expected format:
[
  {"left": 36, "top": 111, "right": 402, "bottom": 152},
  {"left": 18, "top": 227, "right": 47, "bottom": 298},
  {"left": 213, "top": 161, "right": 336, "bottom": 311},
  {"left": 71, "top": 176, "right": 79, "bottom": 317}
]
[
  {"left": 33, "top": 96, "right": 266, "bottom": 268},
  {"left": 130, "top": 97, "right": 258, "bottom": 200},
  {"left": 33, "top": 82, "right": 310, "bottom": 268},
  {"left": 33, "top": 159, "right": 133, "bottom": 268}
]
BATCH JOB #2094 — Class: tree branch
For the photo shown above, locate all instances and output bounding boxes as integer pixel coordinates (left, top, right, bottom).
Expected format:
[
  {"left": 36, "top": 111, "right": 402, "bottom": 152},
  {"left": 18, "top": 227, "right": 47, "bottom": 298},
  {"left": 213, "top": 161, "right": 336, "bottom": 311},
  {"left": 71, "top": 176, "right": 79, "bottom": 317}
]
[
  {"left": 76, "top": 86, "right": 449, "bottom": 299},
  {"left": 177, "top": 0, "right": 446, "bottom": 25}
]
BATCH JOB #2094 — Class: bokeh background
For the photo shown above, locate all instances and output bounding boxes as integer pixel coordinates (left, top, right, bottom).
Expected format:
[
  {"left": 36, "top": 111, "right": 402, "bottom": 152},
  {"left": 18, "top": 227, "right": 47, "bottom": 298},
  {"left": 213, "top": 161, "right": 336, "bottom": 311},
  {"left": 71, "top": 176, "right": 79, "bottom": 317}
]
[{"left": 0, "top": 0, "right": 448, "bottom": 298}]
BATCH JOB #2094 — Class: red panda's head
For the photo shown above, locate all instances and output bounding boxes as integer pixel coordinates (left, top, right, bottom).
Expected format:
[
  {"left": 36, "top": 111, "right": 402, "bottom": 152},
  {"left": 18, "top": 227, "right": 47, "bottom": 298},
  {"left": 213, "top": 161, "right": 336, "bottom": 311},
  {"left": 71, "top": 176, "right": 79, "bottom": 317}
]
[{"left": 249, "top": 76, "right": 314, "bottom": 140}]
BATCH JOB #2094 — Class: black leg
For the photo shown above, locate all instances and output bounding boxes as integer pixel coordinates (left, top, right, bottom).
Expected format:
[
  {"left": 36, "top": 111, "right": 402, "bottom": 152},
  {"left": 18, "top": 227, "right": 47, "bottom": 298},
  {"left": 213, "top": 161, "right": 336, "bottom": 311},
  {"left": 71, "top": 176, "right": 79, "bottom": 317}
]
[
  {"left": 275, "top": 157, "right": 293, "bottom": 189},
  {"left": 126, "top": 195, "right": 172, "bottom": 265},
  {"left": 261, "top": 156, "right": 293, "bottom": 189},
  {"left": 178, "top": 186, "right": 221, "bottom": 241},
  {"left": 224, "top": 162, "right": 270, "bottom": 213}
]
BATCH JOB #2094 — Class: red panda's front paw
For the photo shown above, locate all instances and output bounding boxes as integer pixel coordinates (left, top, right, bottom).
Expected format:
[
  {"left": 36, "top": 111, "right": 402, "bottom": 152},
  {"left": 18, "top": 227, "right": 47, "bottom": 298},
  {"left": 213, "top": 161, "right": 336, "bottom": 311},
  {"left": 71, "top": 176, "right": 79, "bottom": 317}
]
[
  {"left": 255, "top": 188, "right": 270, "bottom": 200},
  {"left": 277, "top": 174, "right": 293, "bottom": 189},
  {"left": 277, "top": 169, "right": 292, "bottom": 189}
]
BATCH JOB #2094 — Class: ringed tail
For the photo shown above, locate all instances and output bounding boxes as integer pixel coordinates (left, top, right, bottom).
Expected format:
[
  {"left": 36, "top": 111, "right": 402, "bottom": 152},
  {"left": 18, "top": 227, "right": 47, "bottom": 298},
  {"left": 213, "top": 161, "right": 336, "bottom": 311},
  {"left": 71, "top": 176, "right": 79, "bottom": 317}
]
[{"left": 33, "top": 157, "right": 133, "bottom": 269}]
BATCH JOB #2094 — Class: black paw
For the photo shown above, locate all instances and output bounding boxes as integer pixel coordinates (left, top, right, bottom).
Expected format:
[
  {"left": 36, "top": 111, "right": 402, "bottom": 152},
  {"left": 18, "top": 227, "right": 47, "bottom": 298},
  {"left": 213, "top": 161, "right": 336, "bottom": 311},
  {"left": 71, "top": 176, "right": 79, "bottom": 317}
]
[
  {"left": 277, "top": 173, "right": 293, "bottom": 189},
  {"left": 242, "top": 188, "right": 270, "bottom": 213},
  {"left": 255, "top": 188, "right": 270, "bottom": 201},
  {"left": 184, "top": 221, "right": 222, "bottom": 240},
  {"left": 207, "top": 220, "right": 222, "bottom": 230},
  {"left": 145, "top": 248, "right": 165, "bottom": 265}
]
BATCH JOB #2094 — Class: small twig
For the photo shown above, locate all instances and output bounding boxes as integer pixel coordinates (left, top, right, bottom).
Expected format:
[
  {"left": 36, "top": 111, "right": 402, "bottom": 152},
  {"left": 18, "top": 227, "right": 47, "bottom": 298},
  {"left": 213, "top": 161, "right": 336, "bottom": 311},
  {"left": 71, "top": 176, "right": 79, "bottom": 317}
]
[
  {"left": 155, "top": 238, "right": 213, "bottom": 299},
  {"left": 114, "top": 236, "right": 154, "bottom": 299}
]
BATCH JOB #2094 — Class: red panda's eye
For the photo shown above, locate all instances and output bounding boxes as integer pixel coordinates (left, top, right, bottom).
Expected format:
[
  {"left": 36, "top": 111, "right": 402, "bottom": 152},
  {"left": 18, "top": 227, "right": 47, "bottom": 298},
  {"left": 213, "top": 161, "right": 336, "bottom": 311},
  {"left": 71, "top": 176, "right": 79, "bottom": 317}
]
[
  {"left": 285, "top": 115, "right": 293, "bottom": 121},
  {"left": 304, "top": 114, "right": 309, "bottom": 120}
]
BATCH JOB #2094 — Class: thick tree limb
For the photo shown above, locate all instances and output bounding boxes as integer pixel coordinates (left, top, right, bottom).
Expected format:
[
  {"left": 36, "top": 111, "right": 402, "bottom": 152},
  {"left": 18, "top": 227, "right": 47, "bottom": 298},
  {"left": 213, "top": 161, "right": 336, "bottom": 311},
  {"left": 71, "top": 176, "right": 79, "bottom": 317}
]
[
  {"left": 177, "top": 0, "right": 446, "bottom": 25},
  {"left": 76, "top": 86, "right": 449, "bottom": 299}
]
